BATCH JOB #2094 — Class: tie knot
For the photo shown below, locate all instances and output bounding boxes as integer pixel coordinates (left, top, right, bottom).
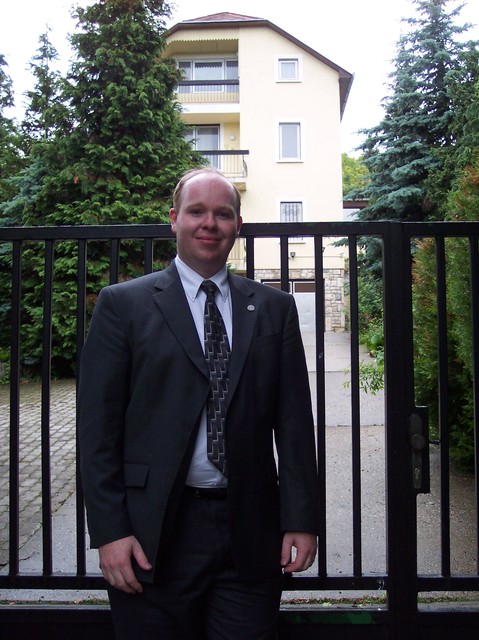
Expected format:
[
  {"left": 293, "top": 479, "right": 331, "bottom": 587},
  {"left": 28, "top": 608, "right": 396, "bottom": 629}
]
[{"left": 201, "top": 280, "right": 219, "bottom": 301}]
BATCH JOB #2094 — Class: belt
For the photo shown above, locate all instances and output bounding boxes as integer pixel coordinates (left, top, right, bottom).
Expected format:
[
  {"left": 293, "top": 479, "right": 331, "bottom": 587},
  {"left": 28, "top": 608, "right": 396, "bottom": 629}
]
[{"left": 185, "top": 486, "right": 228, "bottom": 499}]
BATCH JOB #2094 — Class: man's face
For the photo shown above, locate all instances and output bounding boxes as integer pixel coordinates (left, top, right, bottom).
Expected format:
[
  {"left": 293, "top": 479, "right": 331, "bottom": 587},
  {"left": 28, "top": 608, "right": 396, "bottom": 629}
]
[{"left": 169, "top": 173, "right": 243, "bottom": 278}]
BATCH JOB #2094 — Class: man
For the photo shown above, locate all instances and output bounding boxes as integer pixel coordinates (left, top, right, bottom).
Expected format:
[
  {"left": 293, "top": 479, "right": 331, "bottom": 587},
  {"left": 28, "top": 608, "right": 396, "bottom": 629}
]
[{"left": 78, "top": 168, "right": 319, "bottom": 639}]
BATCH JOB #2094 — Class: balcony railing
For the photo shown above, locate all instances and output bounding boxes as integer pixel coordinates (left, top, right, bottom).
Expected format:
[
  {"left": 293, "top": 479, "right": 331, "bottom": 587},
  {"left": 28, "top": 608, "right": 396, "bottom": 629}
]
[
  {"left": 176, "top": 79, "right": 239, "bottom": 104},
  {"left": 200, "top": 149, "right": 249, "bottom": 181}
]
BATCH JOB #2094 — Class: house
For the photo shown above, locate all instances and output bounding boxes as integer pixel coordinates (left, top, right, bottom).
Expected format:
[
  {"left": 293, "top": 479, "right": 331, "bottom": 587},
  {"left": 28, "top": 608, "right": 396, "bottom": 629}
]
[{"left": 163, "top": 13, "right": 353, "bottom": 331}]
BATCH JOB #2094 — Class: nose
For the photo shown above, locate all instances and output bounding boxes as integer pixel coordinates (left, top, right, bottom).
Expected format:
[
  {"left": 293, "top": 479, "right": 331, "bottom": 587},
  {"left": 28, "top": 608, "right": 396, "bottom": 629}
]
[{"left": 201, "top": 212, "right": 217, "bottom": 228}]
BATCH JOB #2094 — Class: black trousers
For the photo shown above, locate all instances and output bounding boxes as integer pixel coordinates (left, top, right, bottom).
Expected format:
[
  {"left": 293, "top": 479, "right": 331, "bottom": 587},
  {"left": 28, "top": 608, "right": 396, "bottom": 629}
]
[{"left": 107, "top": 489, "right": 282, "bottom": 640}]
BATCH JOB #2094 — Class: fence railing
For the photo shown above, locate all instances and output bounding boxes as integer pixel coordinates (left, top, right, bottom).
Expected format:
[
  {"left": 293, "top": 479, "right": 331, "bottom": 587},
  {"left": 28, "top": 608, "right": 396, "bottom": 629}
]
[
  {"left": 176, "top": 79, "right": 239, "bottom": 104},
  {"left": 199, "top": 149, "right": 248, "bottom": 179},
  {"left": 1, "top": 220, "right": 478, "bottom": 639}
]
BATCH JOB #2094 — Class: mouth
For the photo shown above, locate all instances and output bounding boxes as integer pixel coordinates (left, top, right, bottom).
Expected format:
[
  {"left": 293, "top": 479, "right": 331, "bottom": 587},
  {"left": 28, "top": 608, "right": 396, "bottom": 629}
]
[{"left": 197, "top": 236, "right": 220, "bottom": 245}]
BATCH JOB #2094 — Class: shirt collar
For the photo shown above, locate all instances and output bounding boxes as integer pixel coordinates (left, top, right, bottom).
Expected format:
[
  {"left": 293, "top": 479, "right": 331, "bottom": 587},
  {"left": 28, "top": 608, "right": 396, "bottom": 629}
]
[{"left": 174, "top": 256, "right": 230, "bottom": 302}]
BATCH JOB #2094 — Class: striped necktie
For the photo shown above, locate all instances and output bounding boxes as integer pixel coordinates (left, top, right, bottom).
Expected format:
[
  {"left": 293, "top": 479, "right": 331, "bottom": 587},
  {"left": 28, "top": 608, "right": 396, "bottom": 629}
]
[{"left": 201, "top": 280, "right": 230, "bottom": 475}]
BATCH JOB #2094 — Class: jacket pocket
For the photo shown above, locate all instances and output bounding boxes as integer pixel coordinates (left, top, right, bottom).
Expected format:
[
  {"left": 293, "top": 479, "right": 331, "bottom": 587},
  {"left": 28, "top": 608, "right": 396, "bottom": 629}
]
[{"left": 123, "top": 462, "right": 150, "bottom": 488}]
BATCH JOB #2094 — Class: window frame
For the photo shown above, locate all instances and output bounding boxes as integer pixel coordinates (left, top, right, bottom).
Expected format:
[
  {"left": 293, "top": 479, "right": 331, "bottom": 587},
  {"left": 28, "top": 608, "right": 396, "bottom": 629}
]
[
  {"left": 278, "top": 122, "right": 302, "bottom": 162},
  {"left": 177, "top": 58, "right": 238, "bottom": 93},
  {"left": 276, "top": 56, "right": 301, "bottom": 82},
  {"left": 279, "top": 200, "right": 305, "bottom": 242}
]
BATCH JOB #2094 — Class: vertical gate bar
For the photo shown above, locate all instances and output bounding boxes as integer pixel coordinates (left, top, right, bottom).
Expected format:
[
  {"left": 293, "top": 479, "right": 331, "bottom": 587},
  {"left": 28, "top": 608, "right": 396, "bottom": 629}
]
[
  {"left": 383, "top": 223, "right": 418, "bottom": 638},
  {"left": 110, "top": 239, "right": 120, "bottom": 285},
  {"left": 435, "top": 236, "right": 451, "bottom": 577},
  {"left": 76, "top": 239, "right": 87, "bottom": 576},
  {"left": 280, "top": 236, "right": 289, "bottom": 292},
  {"left": 9, "top": 241, "right": 22, "bottom": 575},
  {"left": 245, "top": 236, "right": 255, "bottom": 280},
  {"left": 144, "top": 238, "right": 153, "bottom": 275},
  {"left": 314, "top": 234, "right": 327, "bottom": 576},
  {"left": 468, "top": 235, "right": 479, "bottom": 574},
  {"left": 348, "top": 236, "right": 363, "bottom": 577},
  {"left": 41, "top": 240, "right": 54, "bottom": 575}
]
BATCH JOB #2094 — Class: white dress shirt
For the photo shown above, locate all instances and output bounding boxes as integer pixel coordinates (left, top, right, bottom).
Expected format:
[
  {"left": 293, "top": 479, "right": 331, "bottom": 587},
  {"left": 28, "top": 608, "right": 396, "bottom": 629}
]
[{"left": 174, "top": 256, "right": 232, "bottom": 488}]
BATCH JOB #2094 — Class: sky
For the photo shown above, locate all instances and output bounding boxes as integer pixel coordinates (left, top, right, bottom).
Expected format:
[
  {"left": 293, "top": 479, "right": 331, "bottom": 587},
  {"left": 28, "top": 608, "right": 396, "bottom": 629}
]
[{"left": 1, "top": 0, "right": 478, "bottom": 155}]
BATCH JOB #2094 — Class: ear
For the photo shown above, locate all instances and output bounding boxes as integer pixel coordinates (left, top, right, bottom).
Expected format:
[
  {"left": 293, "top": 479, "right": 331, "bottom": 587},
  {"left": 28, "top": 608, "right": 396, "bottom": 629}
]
[
  {"left": 236, "top": 215, "right": 243, "bottom": 236},
  {"left": 169, "top": 208, "right": 177, "bottom": 233}
]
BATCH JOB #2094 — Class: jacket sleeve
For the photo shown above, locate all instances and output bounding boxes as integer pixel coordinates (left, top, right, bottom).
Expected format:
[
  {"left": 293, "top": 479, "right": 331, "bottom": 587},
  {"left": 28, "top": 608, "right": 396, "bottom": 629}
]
[{"left": 77, "top": 287, "right": 133, "bottom": 548}]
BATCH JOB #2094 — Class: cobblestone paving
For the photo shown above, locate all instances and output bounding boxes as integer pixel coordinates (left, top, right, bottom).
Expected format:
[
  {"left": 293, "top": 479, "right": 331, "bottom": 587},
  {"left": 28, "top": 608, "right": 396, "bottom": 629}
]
[{"left": 0, "top": 379, "right": 77, "bottom": 567}]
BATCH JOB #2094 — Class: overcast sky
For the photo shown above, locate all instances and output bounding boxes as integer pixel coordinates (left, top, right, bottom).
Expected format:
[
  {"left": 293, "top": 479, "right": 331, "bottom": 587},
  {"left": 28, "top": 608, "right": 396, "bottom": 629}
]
[{"left": 1, "top": 0, "right": 478, "bottom": 154}]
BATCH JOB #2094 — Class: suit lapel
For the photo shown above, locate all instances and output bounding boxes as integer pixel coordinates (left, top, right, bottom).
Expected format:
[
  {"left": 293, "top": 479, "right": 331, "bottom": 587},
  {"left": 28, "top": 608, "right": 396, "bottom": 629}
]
[
  {"left": 151, "top": 266, "right": 260, "bottom": 396},
  {"left": 152, "top": 264, "right": 208, "bottom": 377},
  {"left": 227, "top": 273, "right": 260, "bottom": 404}
]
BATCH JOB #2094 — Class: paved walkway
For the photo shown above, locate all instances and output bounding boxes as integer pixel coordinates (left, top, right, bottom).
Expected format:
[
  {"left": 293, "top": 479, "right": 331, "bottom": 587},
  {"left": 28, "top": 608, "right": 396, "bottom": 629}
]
[
  {"left": 0, "top": 333, "right": 476, "bottom": 603},
  {"left": 0, "top": 379, "right": 77, "bottom": 567}
]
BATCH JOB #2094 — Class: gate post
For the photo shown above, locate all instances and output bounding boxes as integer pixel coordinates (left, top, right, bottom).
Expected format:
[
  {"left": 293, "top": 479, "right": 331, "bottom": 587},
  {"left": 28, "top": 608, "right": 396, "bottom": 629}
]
[{"left": 382, "top": 222, "right": 419, "bottom": 639}]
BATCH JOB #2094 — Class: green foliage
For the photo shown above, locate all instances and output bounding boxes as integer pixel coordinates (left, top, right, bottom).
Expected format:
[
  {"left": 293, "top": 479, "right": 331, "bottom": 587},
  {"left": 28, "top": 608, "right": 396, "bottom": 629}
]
[
  {"left": 32, "top": 0, "right": 202, "bottom": 226},
  {"left": 412, "top": 237, "right": 441, "bottom": 433},
  {"left": 412, "top": 160, "right": 479, "bottom": 470},
  {"left": 343, "top": 263, "right": 385, "bottom": 395},
  {"left": 350, "top": 1, "right": 479, "bottom": 465},
  {"left": 353, "top": 0, "right": 479, "bottom": 223},
  {"left": 22, "top": 29, "right": 67, "bottom": 146},
  {"left": 0, "top": 1, "right": 204, "bottom": 377},
  {"left": 341, "top": 153, "right": 370, "bottom": 199},
  {"left": 0, "top": 55, "right": 24, "bottom": 208}
]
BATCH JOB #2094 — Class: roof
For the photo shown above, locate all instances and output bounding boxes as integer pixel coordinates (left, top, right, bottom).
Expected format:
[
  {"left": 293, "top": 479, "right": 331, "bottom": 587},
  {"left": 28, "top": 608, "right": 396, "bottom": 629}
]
[
  {"left": 164, "top": 13, "right": 353, "bottom": 118},
  {"left": 180, "top": 13, "right": 264, "bottom": 23}
]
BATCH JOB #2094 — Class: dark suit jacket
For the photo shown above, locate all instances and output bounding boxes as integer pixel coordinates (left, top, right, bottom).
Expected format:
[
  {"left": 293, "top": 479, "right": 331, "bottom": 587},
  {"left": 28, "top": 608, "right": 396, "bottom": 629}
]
[{"left": 78, "top": 262, "right": 319, "bottom": 582}]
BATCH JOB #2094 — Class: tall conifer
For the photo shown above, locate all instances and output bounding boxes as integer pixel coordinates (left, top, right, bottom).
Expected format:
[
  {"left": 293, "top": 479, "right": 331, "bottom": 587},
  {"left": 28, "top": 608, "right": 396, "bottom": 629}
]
[{"left": 355, "top": 0, "right": 477, "bottom": 222}]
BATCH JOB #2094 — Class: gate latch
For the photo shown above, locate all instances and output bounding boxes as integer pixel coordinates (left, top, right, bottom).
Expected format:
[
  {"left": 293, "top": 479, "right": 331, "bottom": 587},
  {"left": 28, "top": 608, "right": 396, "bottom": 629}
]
[{"left": 409, "top": 407, "right": 430, "bottom": 494}]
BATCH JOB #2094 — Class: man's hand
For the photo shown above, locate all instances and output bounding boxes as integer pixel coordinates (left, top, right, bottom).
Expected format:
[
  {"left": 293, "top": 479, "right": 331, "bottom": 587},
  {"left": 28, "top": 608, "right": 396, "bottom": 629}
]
[
  {"left": 99, "top": 535, "right": 152, "bottom": 594},
  {"left": 281, "top": 531, "right": 317, "bottom": 573}
]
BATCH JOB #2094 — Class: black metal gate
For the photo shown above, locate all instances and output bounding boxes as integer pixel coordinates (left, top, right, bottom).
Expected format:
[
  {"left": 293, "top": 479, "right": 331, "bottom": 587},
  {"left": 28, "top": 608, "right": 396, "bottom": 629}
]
[{"left": 0, "top": 221, "right": 478, "bottom": 639}]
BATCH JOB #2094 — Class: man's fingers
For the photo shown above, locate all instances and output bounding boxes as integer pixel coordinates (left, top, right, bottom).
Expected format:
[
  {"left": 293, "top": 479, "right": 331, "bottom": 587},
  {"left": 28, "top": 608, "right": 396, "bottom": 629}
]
[
  {"left": 281, "top": 532, "right": 317, "bottom": 573},
  {"left": 99, "top": 536, "right": 151, "bottom": 594}
]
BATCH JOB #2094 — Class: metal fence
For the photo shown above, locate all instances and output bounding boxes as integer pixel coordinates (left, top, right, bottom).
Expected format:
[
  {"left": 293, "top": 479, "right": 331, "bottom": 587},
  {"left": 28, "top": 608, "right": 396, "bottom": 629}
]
[{"left": 0, "top": 220, "right": 478, "bottom": 639}]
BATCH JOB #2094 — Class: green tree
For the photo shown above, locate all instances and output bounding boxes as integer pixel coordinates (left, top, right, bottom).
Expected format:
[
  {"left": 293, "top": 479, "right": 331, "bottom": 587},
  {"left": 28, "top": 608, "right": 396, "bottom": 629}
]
[
  {"left": 0, "top": 54, "right": 23, "bottom": 212},
  {"left": 22, "top": 29, "right": 67, "bottom": 144},
  {"left": 425, "top": 51, "right": 479, "bottom": 216},
  {"left": 413, "top": 160, "right": 479, "bottom": 470},
  {"left": 341, "top": 153, "right": 369, "bottom": 199},
  {"left": 35, "top": 0, "right": 201, "bottom": 227},
  {"left": 2, "top": 30, "right": 67, "bottom": 226},
  {"left": 354, "top": 0, "right": 477, "bottom": 223},
  {"left": 10, "top": 0, "right": 203, "bottom": 377}
]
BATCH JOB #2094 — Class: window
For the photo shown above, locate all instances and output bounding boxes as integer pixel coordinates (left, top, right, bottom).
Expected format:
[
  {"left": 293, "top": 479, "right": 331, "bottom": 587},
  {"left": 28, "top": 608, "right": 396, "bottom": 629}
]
[
  {"left": 185, "top": 125, "right": 220, "bottom": 169},
  {"left": 278, "top": 57, "right": 299, "bottom": 81},
  {"left": 178, "top": 59, "right": 238, "bottom": 93},
  {"left": 280, "top": 201, "right": 303, "bottom": 223},
  {"left": 280, "top": 201, "right": 304, "bottom": 241},
  {"left": 279, "top": 123, "right": 301, "bottom": 160}
]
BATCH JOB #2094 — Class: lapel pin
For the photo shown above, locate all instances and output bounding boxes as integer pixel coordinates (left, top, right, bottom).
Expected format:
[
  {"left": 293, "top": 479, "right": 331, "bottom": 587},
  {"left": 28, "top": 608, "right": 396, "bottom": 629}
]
[{"left": 247, "top": 304, "right": 255, "bottom": 312}]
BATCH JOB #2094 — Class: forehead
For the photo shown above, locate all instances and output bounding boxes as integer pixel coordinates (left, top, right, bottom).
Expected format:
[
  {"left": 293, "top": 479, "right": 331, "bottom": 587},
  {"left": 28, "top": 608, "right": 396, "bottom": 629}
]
[{"left": 181, "top": 174, "right": 237, "bottom": 208}]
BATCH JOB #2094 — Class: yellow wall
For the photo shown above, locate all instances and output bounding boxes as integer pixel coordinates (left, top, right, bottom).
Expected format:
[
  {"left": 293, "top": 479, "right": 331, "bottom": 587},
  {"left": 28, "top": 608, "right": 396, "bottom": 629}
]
[
  {"left": 236, "top": 27, "right": 343, "bottom": 270},
  {"left": 165, "top": 23, "right": 345, "bottom": 271}
]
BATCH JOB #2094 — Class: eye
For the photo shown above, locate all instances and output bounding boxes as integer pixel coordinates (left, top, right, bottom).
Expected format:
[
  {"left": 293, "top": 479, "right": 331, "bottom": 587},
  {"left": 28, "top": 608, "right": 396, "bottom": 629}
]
[{"left": 217, "top": 210, "right": 234, "bottom": 219}]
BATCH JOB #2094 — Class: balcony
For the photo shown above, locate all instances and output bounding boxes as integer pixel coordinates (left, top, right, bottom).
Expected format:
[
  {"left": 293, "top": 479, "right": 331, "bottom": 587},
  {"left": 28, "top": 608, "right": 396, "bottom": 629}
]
[
  {"left": 199, "top": 150, "right": 249, "bottom": 190},
  {"left": 176, "top": 79, "right": 239, "bottom": 104}
]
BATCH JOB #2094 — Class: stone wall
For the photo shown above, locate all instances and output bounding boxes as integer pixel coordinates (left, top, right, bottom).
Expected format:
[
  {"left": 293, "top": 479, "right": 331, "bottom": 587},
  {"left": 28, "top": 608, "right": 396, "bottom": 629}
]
[{"left": 253, "top": 268, "right": 345, "bottom": 332}]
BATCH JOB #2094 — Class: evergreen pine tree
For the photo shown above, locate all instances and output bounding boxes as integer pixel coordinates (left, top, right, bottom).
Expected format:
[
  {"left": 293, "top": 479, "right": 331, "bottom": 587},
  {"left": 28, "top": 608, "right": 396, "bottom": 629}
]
[
  {"left": 36, "top": 0, "right": 201, "bottom": 227},
  {"left": 22, "top": 29, "right": 66, "bottom": 144},
  {"left": 0, "top": 54, "right": 23, "bottom": 213},
  {"left": 2, "top": 30, "right": 67, "bottom": 225},
  {"left": 354, "top": 0, "right": 477, "bottom": 222},
  {"left": 8, "top": 1, "right": 203, "bottom": 377}
]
